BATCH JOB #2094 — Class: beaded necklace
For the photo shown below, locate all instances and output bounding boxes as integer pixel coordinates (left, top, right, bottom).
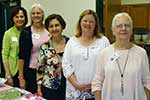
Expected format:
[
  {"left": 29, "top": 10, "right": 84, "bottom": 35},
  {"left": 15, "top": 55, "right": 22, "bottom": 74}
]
[{"left": 114, "top": 43, "right": 133, "bottom": 96}]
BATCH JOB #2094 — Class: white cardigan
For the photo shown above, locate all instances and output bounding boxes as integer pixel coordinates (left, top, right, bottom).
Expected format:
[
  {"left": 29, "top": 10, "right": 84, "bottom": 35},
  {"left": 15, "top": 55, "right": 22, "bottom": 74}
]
[{"left": 92, "top": 45, "right": 150, "bottom": 100}]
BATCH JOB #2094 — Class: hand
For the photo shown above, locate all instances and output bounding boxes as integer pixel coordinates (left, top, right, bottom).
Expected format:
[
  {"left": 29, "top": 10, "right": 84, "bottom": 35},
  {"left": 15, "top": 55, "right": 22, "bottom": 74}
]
[
  {"left": 37, "top": 85, "right": 43, "bottom": 97},
  {"left": 79, "top": 84, "right": 91, "bottom": 92},
  {"left": 68, "top": 74, "right": 91, "bottom": 92},
  {"left": 19, "top": 78, "right": 26, "bottom": 89},
  {"left": 76, "top": 83, "right": 91, "bottom": 92},
  {"left": 84, "top": 84, "right": 91, "bottom": 91},
  {"left": 37, "top": 90, "right": 43, "bottom": 97},
  {"left": 6, "top": 78, "right": 14, "bottom": 86}
]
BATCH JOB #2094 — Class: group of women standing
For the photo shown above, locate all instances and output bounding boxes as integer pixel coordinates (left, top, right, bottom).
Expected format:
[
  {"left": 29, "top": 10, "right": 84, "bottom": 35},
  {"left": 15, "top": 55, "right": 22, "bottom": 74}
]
[
  {"left": 2, "top": 3, "right": 68, "bottom": 100},
  {"left": 1, "top": 3, "right": 150, "bottom": 100}
]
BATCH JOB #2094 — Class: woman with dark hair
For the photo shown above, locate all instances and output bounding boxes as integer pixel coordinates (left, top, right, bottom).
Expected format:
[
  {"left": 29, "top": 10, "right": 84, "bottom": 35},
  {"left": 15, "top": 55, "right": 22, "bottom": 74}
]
[
  {"left": 36, "top": 14, "right": 69, "bottom": 100},
  {"left": 2, "top": 6, "right": 28, "bottom": 87},
  {"left": 18, "top": 4, "right": 50, "bottom": 93},
  {"left": 62, "top": 9, "right": 110, "bottom": 100}
]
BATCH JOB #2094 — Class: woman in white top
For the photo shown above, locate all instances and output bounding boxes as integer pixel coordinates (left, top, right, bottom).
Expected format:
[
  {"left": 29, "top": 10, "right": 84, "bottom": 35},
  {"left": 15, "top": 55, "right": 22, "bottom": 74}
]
[
  {"left": 62, "top": 9, "right": 110, "bottom": 100},
  {"left": 92, "top": 12, "right": 150, "bottom": 100}
]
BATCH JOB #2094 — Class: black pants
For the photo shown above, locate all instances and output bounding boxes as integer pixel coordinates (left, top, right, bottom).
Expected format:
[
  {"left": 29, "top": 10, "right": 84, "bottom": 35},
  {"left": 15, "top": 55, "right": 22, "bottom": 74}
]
[
  {"left": 41, "top": 85, "right": 65, "bottom": 100},
  {"left": 41, "top": 71, "right": 66, "bottom": 100},
  {"left": 25, "top": 68, "right": 37, "bottom": 93},
  {"left": 12, "top": 71, "right": 19, "bottom": 87}
]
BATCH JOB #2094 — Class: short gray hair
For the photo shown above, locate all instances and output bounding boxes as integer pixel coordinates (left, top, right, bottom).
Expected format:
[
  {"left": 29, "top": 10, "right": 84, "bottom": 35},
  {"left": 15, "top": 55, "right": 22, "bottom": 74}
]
[{"left": 111, "top": 12, "right": 133, "bottom": 29}]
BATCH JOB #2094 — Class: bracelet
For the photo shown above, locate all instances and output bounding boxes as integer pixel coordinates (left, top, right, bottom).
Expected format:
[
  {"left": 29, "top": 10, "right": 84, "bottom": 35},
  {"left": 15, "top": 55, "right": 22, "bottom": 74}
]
[
  {"left": 37, "top": 80, "right": 42, "bottom": 85},
  {"left": 7, "top": 75, "right": 12, "bottom": 80}
]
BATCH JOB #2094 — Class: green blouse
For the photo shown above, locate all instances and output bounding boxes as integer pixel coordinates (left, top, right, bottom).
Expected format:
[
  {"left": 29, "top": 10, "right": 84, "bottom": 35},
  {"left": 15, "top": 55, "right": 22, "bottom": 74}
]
[{"left": 2, "top": 26, "right": 20, "bottom": 76}]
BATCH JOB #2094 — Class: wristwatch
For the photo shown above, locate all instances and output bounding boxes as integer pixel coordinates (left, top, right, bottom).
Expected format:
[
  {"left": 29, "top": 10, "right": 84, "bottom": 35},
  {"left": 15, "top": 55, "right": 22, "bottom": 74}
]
[{"left": 7, "top": 75, "right": 12, "bottom": 80}]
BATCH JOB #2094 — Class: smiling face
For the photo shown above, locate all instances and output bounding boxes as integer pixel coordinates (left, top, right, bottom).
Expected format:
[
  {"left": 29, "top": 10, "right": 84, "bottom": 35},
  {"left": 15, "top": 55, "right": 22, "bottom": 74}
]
[
  {"left": 48, "top": 19, "right": 63, "bottom": 37},
  {"left": 13, "top": 10, "right": 26, "bottom": 28},
  {"left": 80, "top": 14, "right": 96, "bottom": 35},
  {"left": 30, "top": 7, "right": 44, "bottom": 24},
  {"left": 112, "top": 15, "right": 133, "bottom": 41}
]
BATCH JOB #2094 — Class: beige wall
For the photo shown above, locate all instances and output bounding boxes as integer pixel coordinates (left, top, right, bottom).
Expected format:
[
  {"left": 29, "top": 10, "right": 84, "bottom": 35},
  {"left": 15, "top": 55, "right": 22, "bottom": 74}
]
[
  {"left": 122, "top": 0, "right": 150, "bottom": 4},
  {"left": 21, "top": 0, "right": 95, "bottom": 37}
]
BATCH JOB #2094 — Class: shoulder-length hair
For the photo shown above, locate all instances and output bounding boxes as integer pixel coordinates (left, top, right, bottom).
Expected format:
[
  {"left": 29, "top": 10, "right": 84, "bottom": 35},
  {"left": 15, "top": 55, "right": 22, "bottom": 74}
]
[
  {"left": 30, "top": 3, "right": 44, "bottom": 24},
  {"left": 75, "top": 9, "right": 103, "bottom": 38},
  {"left": 11, "top": 6, "right": 28, "bottom": 26},
  {"left": 45, "top": 14, "right": 66, "bottom": 30}
]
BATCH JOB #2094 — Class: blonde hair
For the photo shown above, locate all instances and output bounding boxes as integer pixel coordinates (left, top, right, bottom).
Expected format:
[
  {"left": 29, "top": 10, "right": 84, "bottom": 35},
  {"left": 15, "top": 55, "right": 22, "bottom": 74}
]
[
  {"left": 75, "top": 9, "right": 103, "bottom": 38},
  {"left": 30, "top": 3, "right": 45, "bottom": 24}
]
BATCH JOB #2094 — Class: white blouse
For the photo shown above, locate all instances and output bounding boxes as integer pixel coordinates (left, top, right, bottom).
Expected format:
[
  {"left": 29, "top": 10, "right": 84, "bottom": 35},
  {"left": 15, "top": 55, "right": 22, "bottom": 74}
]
[
  {"left": 62, "top": 36, "right": 110, "bottom": 100},
  {"left": 92, "top": 45, "right": 150, "bottom": 100}
]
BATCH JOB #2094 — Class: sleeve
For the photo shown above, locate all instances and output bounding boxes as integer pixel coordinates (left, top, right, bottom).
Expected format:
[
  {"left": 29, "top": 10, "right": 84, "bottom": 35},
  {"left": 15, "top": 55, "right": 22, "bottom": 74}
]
[
  {"left": 19, "top": 29, "right": 28, "bottom": 59},
  {"left": 141, "top": 50, "right": 150, "bottom": 90},
  {"left": 62, "top": 39, "right": 75, "bottom": 79},
  {"left": 103, "top": 36, "right": 110, "bottom": 47},
  {"left": 2, "top": 31, "right": 10, "bottom": 63},
  {"left": 92, "top": 51, "right": 105, "bottom": 92}
]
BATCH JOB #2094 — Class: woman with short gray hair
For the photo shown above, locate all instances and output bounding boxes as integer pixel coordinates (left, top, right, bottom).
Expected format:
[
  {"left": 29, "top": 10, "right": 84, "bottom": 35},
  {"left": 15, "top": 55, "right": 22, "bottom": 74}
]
[{"left": 92, "top": 12, "right": 150, "bottom": 100}]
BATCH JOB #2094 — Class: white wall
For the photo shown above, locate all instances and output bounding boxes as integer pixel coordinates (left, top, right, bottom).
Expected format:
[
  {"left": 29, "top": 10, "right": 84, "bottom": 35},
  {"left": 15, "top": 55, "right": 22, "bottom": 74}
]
[{"left": 21, "top": 0, "right": 95, "bottom": 37}]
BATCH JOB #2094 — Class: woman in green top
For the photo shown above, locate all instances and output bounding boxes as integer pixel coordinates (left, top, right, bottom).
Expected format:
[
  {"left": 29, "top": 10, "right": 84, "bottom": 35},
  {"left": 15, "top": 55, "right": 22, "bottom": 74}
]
[{"left": 2, "top": 7, "right": 28, "bottom": 87}]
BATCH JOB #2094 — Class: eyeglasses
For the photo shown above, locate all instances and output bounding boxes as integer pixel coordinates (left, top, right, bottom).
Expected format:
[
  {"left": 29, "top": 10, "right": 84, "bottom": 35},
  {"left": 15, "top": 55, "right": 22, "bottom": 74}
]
[{"left": 115, "top": 24, "right": 131, "bottom": 29}]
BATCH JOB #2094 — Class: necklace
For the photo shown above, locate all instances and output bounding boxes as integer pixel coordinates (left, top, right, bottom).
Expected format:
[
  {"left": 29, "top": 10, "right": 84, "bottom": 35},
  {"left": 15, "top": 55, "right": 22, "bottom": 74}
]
[
  {"left": 116, "top": 49, "right": 130, "bottom": 96},
  {"left": 51, "top": 37, "right": 65, "bottom": 53}
]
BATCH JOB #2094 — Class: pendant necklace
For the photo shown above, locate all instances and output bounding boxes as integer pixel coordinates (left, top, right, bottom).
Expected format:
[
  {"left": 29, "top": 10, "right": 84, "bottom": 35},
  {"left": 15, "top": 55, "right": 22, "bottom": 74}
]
[{"left": 116, "top": 49, "right": 130, "bottom": 96}]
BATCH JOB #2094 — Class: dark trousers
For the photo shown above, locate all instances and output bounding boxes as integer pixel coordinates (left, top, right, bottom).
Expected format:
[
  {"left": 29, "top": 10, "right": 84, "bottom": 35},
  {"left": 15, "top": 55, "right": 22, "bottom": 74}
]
[
  {"left": 41, "top": 85, "right": 65, "bottom": 100},
  {"left": 12, "top": 71, "right": 19, "bottom": 87},
  {"left": 25, "top": 68, "right": 37, "bottom": 93}
]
